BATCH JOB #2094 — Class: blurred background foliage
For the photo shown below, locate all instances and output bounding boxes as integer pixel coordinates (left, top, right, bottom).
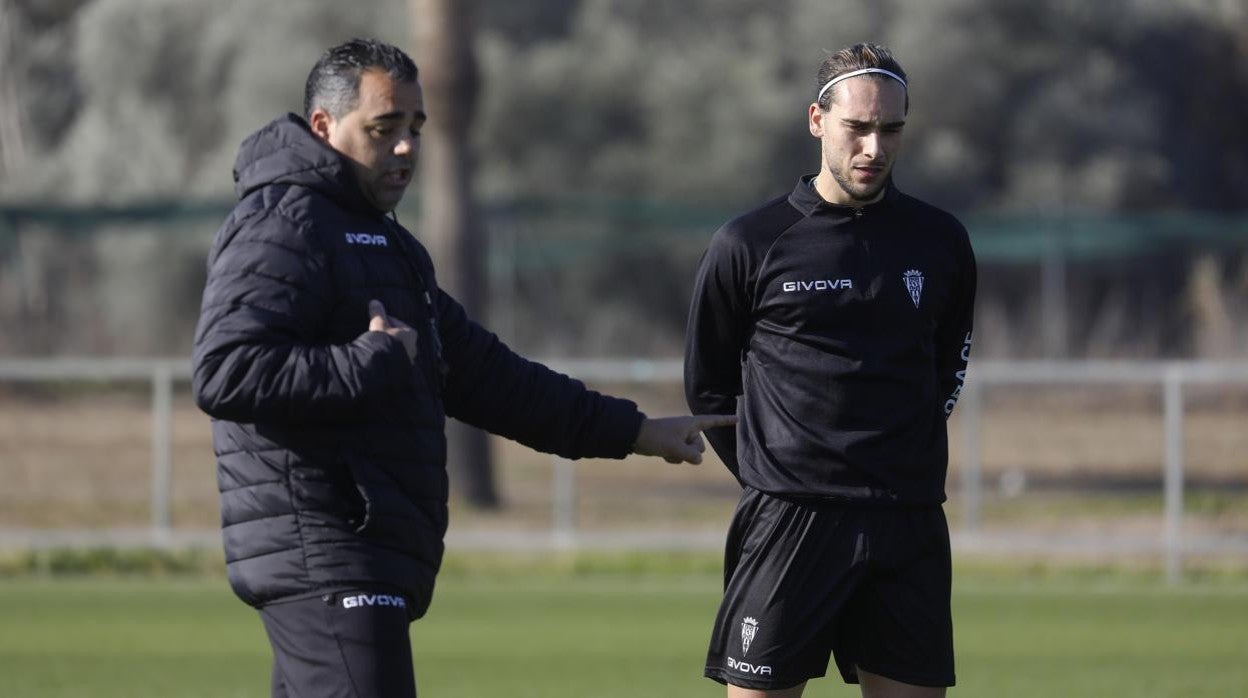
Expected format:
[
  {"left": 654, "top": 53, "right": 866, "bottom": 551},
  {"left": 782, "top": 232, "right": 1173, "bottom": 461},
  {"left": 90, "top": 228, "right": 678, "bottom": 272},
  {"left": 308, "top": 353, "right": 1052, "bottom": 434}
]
[{"left": 1, "top": 0, "right": 1246, "bottom": 358}]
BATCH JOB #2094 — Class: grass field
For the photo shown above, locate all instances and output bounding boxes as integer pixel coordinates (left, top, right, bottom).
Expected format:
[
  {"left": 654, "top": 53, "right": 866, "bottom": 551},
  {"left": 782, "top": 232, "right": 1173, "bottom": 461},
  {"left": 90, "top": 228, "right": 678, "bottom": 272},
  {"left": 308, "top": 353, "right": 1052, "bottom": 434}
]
[
  {"left": 2, "top": 559, "right": 1246, "bottom": 697},
  {"left": 3, "top": 385, "right": 1247, "bottom": 696}
]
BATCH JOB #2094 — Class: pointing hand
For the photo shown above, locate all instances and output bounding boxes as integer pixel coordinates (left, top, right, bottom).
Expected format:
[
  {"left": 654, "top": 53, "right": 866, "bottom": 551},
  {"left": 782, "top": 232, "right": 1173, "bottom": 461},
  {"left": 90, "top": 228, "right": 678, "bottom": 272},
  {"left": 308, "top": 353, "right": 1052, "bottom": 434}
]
[
  {"left": 631, "top": 414, "right": 738, "bottom": 465},
  {"left": 368, "top": 299, "right": 418, "bottom": 362}
]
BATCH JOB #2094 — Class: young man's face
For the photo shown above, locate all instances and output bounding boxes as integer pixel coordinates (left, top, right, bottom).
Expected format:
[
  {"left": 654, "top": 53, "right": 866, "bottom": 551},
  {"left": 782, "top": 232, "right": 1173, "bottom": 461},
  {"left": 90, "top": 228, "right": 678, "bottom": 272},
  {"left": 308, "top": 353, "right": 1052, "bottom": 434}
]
[
  {"left": 808, "top": 76, "right": 906, "bottom": 205},
  {"left": 310, "top": 69, "right": 426, "bottom": 212}
]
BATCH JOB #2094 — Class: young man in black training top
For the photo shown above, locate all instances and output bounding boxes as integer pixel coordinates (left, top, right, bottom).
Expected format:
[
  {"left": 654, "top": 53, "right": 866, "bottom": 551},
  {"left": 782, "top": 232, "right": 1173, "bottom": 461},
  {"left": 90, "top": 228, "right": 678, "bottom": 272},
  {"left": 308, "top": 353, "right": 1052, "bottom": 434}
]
[
  {"left": 685, "top": 43, "right": 976, "bottom": 698},
  {"left": 192, "top": 38, "right": 734, "bottom": 698}
]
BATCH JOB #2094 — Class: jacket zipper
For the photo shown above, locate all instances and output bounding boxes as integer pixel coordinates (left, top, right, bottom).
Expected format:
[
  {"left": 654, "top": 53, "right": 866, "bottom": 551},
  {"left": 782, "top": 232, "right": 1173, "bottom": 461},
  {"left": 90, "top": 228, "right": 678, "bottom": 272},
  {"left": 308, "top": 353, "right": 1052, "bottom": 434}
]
[
  {"left": 385, "top": 217, "right": 449, "bottom": 390},
  {"left": 853, "top": 207, "right": 875, "bottom": 300}
]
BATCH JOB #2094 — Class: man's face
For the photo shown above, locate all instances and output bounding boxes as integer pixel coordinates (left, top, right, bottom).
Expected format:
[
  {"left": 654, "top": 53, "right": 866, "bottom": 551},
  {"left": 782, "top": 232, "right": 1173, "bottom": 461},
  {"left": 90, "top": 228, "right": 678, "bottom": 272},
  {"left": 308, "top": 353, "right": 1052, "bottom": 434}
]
[
  {"left": 808, "top": 77, "right": 906, "bottom": 205},
  {"left": 310, "top": 69, "right": 425, "bottom": 212}
]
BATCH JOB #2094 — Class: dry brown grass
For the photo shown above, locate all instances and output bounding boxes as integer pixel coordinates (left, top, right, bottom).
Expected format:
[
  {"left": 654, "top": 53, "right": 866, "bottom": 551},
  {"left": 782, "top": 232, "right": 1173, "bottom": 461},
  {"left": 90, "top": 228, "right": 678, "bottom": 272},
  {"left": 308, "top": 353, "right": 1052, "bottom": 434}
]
[{"left": 1, "top": 381, "right": 1246, "bottom": 539}]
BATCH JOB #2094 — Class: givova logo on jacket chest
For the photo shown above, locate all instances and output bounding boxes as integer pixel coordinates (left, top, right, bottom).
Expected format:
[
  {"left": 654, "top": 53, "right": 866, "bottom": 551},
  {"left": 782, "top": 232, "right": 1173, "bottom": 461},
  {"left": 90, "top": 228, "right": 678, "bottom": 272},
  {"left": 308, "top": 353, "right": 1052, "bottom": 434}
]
[{"left": 345, "top": 232, "right": 388, "bottom": 247}]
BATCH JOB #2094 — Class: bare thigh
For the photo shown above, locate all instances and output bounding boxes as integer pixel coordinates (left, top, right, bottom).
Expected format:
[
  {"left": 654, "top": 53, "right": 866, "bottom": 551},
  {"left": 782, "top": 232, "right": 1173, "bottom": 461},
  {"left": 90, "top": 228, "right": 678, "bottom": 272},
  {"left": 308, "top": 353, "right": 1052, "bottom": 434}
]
[
  {"left": 858, "top": 667, "right": 945, "bottom": 698},
  {"left": 727, "top": 682, "right": 807, "bottom": 698}
]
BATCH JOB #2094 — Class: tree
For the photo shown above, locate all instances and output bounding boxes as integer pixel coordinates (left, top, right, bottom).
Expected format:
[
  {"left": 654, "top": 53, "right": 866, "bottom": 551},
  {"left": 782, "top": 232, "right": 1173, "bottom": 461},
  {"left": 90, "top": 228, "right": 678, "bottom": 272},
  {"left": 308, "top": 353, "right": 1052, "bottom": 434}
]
[
  {"left": 0, "top": 0, "right": 28, "bottom": 179},
  {"left": 411, "top": 0, "right": 499, "bottom": 508}
]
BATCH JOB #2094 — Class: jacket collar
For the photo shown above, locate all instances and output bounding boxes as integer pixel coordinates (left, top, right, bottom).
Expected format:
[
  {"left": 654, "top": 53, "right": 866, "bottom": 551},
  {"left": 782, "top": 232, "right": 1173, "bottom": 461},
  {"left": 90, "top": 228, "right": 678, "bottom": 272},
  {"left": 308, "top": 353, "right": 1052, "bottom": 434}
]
[
  {"left": 232, "top": 113, "right": 383, "bottom": 218},
  {"left": 787, "top": 173, "right": 900, "bottom": 218}
]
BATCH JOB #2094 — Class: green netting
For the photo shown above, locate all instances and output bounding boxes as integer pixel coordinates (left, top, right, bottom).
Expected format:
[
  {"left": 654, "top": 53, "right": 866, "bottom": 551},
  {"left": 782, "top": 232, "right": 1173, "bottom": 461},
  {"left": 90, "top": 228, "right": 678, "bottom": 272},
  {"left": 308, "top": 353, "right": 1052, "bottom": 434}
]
[{"left": 2, "top": 199, "right": 1245, "bottom": 265}]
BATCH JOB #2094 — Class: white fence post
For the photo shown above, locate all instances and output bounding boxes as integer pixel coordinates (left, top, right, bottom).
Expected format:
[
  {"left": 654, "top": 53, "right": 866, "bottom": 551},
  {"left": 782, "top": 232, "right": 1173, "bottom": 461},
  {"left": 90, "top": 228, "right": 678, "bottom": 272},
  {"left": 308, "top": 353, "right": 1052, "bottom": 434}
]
[
  {"left": 150, "top": 362, "right": 174, "bottom": 542},
  {"left": 552, "top": 456, "right": 575, "bottom": 549},
  {"left": 1162, "top": 365, "right": 1185, "bottom": 584}
]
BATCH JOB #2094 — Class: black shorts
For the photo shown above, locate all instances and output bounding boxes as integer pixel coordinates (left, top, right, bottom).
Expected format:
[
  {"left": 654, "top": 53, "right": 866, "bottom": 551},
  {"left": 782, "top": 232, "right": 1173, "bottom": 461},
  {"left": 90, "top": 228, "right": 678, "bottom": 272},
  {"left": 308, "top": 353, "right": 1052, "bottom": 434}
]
[
  {"left": 704, "top": 487, "right": 955, "bottom": 691},
  {"left": 260, "top": 588, "right": 416, "bottom": 698}
]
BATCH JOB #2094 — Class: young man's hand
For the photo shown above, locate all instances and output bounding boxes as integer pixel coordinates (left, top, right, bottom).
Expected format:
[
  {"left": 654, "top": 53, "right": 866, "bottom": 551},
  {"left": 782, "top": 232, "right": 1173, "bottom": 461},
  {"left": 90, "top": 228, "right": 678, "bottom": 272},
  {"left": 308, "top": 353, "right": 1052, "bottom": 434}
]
[
  {"left": 632, "top": 414, "right": 738, "bottom": 464},
  {"left": 368, "top": 300, "right": 418, "bottom": 362}
]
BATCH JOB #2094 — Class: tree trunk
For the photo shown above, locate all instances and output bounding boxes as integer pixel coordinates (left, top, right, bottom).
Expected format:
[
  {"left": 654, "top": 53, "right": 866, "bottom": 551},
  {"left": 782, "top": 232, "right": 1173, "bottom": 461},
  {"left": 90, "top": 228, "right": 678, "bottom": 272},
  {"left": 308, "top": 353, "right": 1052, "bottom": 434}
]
[
  {"left": 409, "top": 0, "right": 499, "bottom": 508},
  {"left": 0, "top": 0, "right": 30, "bottom": 179}
]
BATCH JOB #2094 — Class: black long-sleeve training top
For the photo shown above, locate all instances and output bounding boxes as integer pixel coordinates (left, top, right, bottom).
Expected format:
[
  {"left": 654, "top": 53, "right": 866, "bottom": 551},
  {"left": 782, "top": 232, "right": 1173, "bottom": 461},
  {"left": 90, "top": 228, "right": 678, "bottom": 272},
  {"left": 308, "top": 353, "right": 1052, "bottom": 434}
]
[{"left": 685, "top": 176, "right": 976, "bottom": 505}]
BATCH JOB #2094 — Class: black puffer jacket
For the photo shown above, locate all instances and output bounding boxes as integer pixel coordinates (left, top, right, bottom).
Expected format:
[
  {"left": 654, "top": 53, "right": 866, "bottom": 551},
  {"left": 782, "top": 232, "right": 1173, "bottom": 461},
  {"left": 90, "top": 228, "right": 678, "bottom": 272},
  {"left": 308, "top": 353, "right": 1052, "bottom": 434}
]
[{"left": 192, "top": 114, "right": 644, "bottom": 618}]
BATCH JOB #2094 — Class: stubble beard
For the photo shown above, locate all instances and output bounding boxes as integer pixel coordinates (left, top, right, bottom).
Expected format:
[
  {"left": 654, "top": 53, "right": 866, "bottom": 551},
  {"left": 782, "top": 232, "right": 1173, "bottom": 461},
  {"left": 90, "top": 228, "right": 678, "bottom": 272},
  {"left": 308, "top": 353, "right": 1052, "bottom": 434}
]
[{"left": 828, "top": 161, "right": 886, "bottom": 203}]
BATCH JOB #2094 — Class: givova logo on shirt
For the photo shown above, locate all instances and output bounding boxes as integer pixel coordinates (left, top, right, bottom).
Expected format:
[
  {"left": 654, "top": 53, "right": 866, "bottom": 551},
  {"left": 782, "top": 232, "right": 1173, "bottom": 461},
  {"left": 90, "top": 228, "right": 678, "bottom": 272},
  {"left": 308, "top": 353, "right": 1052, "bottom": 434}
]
[{"left": 781, "top": 278, "right": 853, "bottom": 292}]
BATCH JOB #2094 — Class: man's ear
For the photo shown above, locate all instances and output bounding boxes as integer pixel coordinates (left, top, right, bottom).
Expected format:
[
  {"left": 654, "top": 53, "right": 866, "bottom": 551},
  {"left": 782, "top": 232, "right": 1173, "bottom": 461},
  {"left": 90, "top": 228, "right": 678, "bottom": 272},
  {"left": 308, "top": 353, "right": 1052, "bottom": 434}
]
[
  {"left": 309, "top": 108, "right": 334, "bottom": 142},
  {"left": 808, "top": 103, "right": 824, "bottom": 138}
]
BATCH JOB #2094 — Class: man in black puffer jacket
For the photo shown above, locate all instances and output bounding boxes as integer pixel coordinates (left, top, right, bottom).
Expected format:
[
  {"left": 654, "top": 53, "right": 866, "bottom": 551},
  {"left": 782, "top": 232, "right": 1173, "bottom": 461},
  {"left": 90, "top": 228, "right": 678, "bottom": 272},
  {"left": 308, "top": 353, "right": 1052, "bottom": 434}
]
[{"left": 192, "top": 38, "right": 733, "bottom": 698}]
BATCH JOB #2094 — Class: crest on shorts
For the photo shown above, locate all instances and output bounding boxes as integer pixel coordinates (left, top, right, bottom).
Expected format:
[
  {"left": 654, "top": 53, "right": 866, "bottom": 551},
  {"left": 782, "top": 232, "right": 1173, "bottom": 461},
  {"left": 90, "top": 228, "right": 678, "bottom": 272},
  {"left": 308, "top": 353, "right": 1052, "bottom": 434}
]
[
  {"left": 741, "top": 616, "right": 759, "bottom": 655},
  {"left": 903, "top": 269, "right": 924, "bottom": 308}
]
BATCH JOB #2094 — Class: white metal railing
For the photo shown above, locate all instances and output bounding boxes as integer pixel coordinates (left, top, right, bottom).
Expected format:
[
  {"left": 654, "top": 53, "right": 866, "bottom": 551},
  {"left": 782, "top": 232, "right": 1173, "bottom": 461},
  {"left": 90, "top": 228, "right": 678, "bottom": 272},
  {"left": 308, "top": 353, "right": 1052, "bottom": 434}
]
[
  {"left": 0, "top": 358, "right": 189, "bottom": 541},
  {"left": 958, "top": 360, "right": 1248, "bottom": 583},
  {"left": 2, "top": 357, "right": 1247, "bottom": 583}
]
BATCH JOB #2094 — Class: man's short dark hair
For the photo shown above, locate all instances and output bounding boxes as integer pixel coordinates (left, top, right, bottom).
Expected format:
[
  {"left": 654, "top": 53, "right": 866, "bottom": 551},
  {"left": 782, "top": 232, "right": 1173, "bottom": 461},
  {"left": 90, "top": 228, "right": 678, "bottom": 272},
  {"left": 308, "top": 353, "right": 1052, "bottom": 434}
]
[
  {"left": 816, "top": 43, "right": 908, "bottom": 113},
  {"left": 303, "top": 38, "right": 418, "bottom": 119}
]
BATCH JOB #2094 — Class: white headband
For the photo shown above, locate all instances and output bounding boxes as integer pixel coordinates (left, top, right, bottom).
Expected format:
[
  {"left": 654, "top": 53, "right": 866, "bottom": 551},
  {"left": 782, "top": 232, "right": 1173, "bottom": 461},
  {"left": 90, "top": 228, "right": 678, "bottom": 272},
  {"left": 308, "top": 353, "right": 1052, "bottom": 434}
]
[{"left": 816, "top": 68, "right": 907, "bottom": 103}]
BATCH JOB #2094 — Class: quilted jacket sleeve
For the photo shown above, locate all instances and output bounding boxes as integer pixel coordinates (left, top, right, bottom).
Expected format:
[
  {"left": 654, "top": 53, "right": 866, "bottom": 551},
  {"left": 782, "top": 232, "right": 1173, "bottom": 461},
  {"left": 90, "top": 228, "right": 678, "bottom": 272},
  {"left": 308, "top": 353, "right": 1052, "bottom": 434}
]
[{"left": 434, "top": 289, "right": 644, "bottom": 460}]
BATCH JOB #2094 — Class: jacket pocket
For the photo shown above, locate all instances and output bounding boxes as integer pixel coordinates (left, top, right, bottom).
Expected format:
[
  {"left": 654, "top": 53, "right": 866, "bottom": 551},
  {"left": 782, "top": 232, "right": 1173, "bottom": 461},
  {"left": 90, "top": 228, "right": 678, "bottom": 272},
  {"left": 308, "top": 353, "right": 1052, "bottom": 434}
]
[
  {"left": 341, "top": 452, "right": 449, "bottom": 558},
  {"left": 342, "top": 454, "right": 425, "bottom": 537},
  {"left": 343, "top": 456, "right": 378, "bottom": 534}
]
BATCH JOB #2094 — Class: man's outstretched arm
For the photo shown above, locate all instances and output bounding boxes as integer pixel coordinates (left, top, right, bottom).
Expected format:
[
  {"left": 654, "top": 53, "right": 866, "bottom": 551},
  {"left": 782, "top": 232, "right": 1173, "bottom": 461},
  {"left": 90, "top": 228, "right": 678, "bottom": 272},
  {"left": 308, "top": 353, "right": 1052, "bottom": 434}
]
[
  {"left": 432, "top": 284, "right": 735, "bottom": 464},
  {"left": 632, "top": 414, "right": 739, "bottom": 465}
]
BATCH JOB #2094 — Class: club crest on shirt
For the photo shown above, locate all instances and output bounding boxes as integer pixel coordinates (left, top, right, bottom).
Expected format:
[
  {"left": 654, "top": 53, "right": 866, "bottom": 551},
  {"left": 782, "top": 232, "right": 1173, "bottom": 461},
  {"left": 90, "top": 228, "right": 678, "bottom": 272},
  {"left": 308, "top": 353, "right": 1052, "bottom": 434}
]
[
  {"left": 903, "top": 269, "right": 924, "bottom": 308},
  {"left": 741, "top": 616, "right": 758, "bottom": 655}
]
